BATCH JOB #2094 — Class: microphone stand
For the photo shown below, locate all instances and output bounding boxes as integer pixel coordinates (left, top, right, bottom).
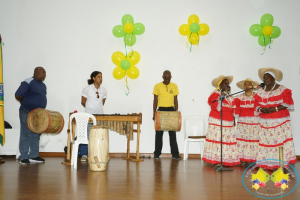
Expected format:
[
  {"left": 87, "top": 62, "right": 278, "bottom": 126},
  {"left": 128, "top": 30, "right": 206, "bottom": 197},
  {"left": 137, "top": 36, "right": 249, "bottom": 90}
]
[{"left": 212, "top": 85, "right": 260, "bottom": 172}]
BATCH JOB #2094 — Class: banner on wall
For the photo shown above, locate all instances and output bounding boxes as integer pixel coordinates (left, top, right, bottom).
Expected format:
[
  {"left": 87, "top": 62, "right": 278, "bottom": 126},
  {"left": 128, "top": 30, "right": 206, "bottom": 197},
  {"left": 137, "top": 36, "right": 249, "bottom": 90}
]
[{"left": 0, "top": 34, "right": 5, "bottom": 146}]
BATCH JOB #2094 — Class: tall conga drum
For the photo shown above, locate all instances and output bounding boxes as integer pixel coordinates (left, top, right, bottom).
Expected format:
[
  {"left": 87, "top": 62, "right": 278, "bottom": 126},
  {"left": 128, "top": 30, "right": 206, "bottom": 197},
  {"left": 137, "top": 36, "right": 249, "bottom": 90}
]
[
  {"left": 88, "top": 126, "right": 109, "bottom": 172},
  {"left": 27, "top": 108, "right": 64, "bottom": 134},
  {"left": 155, "top": 111, "right": 182, "bottom": 131}
]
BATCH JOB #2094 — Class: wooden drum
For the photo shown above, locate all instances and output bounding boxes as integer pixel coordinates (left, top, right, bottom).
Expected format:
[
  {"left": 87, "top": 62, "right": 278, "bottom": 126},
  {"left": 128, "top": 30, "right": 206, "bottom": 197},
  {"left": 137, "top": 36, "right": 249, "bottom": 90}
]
[
  {"left": 88, "top": 126, "right": 109, "bottom": 172},
  {"left": 154, "top": 111, "right": 182, "bottom": 131},
  {"left": 27, "top": 108, "right": 64, "bottom": 134}
]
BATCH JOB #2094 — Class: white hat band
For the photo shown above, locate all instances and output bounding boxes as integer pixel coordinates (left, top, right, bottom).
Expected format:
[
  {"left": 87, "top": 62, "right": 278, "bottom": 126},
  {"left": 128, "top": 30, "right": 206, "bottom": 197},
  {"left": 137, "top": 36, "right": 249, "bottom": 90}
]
[{"left": 264, "top": 71, "right": 276, "bottom": 79}]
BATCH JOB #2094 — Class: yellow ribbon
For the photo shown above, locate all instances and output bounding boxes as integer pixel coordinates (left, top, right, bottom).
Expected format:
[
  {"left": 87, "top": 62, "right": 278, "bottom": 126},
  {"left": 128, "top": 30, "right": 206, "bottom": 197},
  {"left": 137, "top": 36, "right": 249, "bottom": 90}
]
[{"left": 215, "top": 79, "right": 224, "bottom": 90}]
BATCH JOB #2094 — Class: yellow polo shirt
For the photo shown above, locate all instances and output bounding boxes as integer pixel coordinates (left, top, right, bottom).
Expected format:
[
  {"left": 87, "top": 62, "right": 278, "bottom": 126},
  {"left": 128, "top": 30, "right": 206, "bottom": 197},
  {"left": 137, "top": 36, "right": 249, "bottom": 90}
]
[{"left": 153, "top": 82, "right": 179, "bottom": 107}]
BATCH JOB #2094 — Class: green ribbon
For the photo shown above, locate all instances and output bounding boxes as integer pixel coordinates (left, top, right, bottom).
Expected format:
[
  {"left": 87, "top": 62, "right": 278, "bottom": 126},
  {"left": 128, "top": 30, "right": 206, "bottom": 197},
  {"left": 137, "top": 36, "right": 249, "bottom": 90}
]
[
  {"left": 261, "top": 35, "right": 266, "bottom": 55},
  {"left": 189, "top": 32, "right": 193, "bottom": 52},
  {"left": 124, "top": 40, "right": 128, "bottom": 58},
  {"left": 260, "top": 35, "right": 272, "bottom": 55},
  {"left": 129, "top": 51, "right": 134, "bottom": 58},
  {"left": 130, "top": 34, "right": 134, "bottom": 56},
  {"left": 124, "top": 35, "right": 134, "bottom": 58}
]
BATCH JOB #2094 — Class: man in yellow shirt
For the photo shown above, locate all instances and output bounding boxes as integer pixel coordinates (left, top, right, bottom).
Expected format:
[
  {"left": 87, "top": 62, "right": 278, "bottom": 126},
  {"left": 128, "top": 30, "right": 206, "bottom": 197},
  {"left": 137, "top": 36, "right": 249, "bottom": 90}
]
[{"left": 153, "top": 70, "right": 181, "bottom": 160}]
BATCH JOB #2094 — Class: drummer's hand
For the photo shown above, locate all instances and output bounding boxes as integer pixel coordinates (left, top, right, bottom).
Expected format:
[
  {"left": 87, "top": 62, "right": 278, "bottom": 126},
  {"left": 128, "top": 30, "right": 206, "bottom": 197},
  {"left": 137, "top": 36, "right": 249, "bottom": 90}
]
[{"left": 152, "top": 114, "right": 155, "bottom": 121}]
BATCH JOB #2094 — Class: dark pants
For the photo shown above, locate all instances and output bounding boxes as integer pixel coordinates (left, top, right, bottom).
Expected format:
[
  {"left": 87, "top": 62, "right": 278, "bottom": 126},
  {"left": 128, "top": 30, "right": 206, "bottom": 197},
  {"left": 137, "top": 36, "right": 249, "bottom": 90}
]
[{"left": 154, "top": 107, "right": 179, "bottom": 157}]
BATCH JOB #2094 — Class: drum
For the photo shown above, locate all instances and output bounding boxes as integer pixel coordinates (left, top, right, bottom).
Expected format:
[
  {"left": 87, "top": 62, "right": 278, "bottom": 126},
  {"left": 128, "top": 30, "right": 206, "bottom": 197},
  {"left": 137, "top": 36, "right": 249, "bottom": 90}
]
[
  {"left": 27, "top": 108, "right": 64, "bottom": 134},
  {"left": 88, "top": 126, "right": 109, "bottom": 172},
  {"left": 154, "top": 111, "right": 182, "bottom": 131}
]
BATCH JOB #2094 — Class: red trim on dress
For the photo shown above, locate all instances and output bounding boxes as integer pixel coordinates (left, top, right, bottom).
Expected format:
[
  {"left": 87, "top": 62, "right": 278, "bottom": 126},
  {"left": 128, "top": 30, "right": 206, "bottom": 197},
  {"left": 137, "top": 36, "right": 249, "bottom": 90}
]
[
  {"left": 240, "top": 158, "right": 256, "bottom": 162},
  {"left": 259, "top": 138, "right": 294, "bottom": 147},
  {"left": 202, "top": 157, "right": 240, "bottom": 166},
  {"left": 236, "top": 138, "right": 259, "bottom": 142},
  {"left": 237, "top": 122, "right": 260, "bottom": 125},
  {"left": 260, "top": 120, "right": 290, "bottom": 129},
  {"left": 205, "top": 139, "right": 237, "bottom": 145},
  {"left": 208, "top": 123, "right": 234, "bottom": 128},
  {"left": 256, "top": 158, "right": 297, "bottom": 170}
]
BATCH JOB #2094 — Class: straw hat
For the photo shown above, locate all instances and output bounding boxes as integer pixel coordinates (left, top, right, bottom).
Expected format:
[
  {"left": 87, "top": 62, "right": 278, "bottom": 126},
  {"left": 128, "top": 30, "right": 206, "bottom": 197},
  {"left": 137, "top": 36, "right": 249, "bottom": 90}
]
[
  {"left": 258, "top": 68, "right": 283, "bottom": 81},
  {"left": 236, "top": 78, "right": 260, "bottom": 90},
  {"left": 212, "top": 75, "right": 233, "bottom": 88}
]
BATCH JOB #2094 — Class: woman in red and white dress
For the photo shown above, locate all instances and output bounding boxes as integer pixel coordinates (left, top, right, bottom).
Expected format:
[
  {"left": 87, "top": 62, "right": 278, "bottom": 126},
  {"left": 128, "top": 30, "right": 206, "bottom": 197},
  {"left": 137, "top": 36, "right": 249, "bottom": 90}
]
[
  {"left": 202, "top": 75, "right": 240, "bottom": 166},
  {"left": 234, "top": 78, "right": 260, "bottom": 164},
  {"left": 254, "top": 68, "right": 297, "bottom": 169}
]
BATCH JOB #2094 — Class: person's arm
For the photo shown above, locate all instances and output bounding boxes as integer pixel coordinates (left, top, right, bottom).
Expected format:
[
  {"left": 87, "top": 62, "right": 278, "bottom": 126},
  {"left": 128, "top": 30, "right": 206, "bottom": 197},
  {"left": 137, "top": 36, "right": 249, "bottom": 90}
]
[
  {"left": 15, "top": 95, "right": 23, "bottom": 103},
  {"left": 102, "top": 88, "right": 107, "bottom": 106},
  {"left": 265, "top": 88, "right": 293, "bottom": 113},
  {"left": 266, "top": 105, "right": 287, "bottom": 113},
  {"left": 208, "top": 92, "right": 219, "bottom": 111},
  {"left": 81, "top": 96, "right": 87, "bottom": 107},
  {"left": 15, "top": 81, "right": 29, "bottom": 103},
  {"left": 153, "top": 95, "right": 158, "bottom": 120},
  {"left": 174, "top": 95, "right": 178, "bottom": 111}
]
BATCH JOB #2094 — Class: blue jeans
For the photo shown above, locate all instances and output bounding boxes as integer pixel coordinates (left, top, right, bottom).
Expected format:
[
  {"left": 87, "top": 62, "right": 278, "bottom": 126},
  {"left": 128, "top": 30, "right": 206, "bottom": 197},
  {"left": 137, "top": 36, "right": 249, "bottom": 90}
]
[
  {"left": 19, "top": 109, "right": 41, "bottom": 160},
  {"left": 80, "top": 123, "right": 93, "bottom": 156}
]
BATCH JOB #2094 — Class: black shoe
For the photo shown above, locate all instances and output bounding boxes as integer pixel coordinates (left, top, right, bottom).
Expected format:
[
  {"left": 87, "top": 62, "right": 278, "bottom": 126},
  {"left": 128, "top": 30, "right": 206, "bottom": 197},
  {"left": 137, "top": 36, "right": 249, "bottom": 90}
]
[
  {"left": 29, "top": 157, "right": 45, "bottom": 163},
  {"left": 172, "top": 155, "right": 182, "bottom": 160},
  {"left": 154, "top": 155, "right": 160, "bottom": 160},
  {"left": 20, "top": 159, "right": 30, "bottom": 164}
]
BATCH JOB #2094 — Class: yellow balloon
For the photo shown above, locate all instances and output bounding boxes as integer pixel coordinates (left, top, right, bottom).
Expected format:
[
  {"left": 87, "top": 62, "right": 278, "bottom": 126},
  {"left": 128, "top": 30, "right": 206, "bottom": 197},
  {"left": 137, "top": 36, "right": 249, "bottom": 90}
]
[
  {"left": 128, "top": 51, "right": 140, "bottom": 66},
  {"left": 188, "top": 14, "right": 199, "bottom": 25},
  {"left": 262, "top": 25, "right": 273, "bottom": 36},
  {"left": 123, "top": 23, "right": 134, "bottom": 33},
  {"left": 112, "top": 51, "right": 125, "bottom": 66},
  {"left": 179, "top": 24, "right": 190, "bottom": 36},
  {"left": 126, "top": 66, "right": 139, "bottom": 79},
  {"left": 198, "top": 23, "right": 209, "bottom": 36},
  {"left": 113, "top": 67, "right": 126, "bottom": 80},
  {"left": 187, "top": 33, "right": 199, "bottom": 45}
]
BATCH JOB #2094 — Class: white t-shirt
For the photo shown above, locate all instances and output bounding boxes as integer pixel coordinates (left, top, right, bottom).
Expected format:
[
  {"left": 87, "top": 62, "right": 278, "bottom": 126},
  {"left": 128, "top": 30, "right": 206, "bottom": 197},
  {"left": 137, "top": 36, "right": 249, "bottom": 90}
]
[{"left": 82, "top": 84, "right": 107, "bottom": 114}]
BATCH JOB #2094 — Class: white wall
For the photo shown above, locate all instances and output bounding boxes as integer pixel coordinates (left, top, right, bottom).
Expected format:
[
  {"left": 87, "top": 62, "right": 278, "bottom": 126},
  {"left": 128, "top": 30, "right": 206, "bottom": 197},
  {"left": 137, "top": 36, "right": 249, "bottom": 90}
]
[{"left": 1, "top": 0, "right": 299, "bottom": 155}]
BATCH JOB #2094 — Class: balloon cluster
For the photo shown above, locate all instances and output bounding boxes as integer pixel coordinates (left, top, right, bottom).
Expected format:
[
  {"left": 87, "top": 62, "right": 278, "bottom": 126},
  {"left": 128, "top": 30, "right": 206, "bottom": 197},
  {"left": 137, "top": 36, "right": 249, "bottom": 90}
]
[
  {"left": 112, "top": 51, "right": 140, "bottom": 80},
  {"left": 179, "top": 14, "right": 209, "bottom": 46},
  {"left": 111, "top": 15, "right": 145, "bottom": 95},
  {"left": 249, "top": 14, "right": 281, "bottom": 47},
  {"left": 112, "top": 14, "right": 145, "bottom": 46}
]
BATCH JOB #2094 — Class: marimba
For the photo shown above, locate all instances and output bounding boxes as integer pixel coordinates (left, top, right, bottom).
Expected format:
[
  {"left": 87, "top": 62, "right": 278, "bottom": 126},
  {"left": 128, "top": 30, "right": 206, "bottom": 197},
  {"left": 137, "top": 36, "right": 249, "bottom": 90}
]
[{"left": 66, "top": 113, "right": 143, "bottom": 163}]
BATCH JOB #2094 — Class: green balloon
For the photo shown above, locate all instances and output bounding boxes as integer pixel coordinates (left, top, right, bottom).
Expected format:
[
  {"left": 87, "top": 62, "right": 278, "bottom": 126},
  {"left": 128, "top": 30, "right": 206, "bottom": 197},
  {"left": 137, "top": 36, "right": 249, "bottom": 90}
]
[
  {"left": 122, "top": 14, "right": 134, "bottom": 25},
  {"left": 120, "top": 60, "right": 131, "bottom": 70},
  {"left": 133, "top": 23, "right": 145, "bottom": 35},
  {"left": 189, "top": 23, "right": 200, "bottom": 33},
  {"left": 260, "top": 14, "right": 274, "bottom": 27},
  {"left": 249, "top": 24, "right": 263, "bottom": 36},
  {"left": 271, "top": 26, "right": 281, "bottom": 39},
  {"left": 258, "top": 34, "right": 270, "bottom": 46},
  {"left": 124, "top": 33, "right": 136, "bottom": 46},
  {"left": 112, "top": 25, "right": 126, "bottom": 38}
]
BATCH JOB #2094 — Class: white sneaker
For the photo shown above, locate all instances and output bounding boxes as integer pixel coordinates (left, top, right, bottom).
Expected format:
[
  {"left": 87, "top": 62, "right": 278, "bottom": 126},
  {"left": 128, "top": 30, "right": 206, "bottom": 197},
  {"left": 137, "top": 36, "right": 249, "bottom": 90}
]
[{"left": 81, "top": 155, "right": 87, "bottom": 162}]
